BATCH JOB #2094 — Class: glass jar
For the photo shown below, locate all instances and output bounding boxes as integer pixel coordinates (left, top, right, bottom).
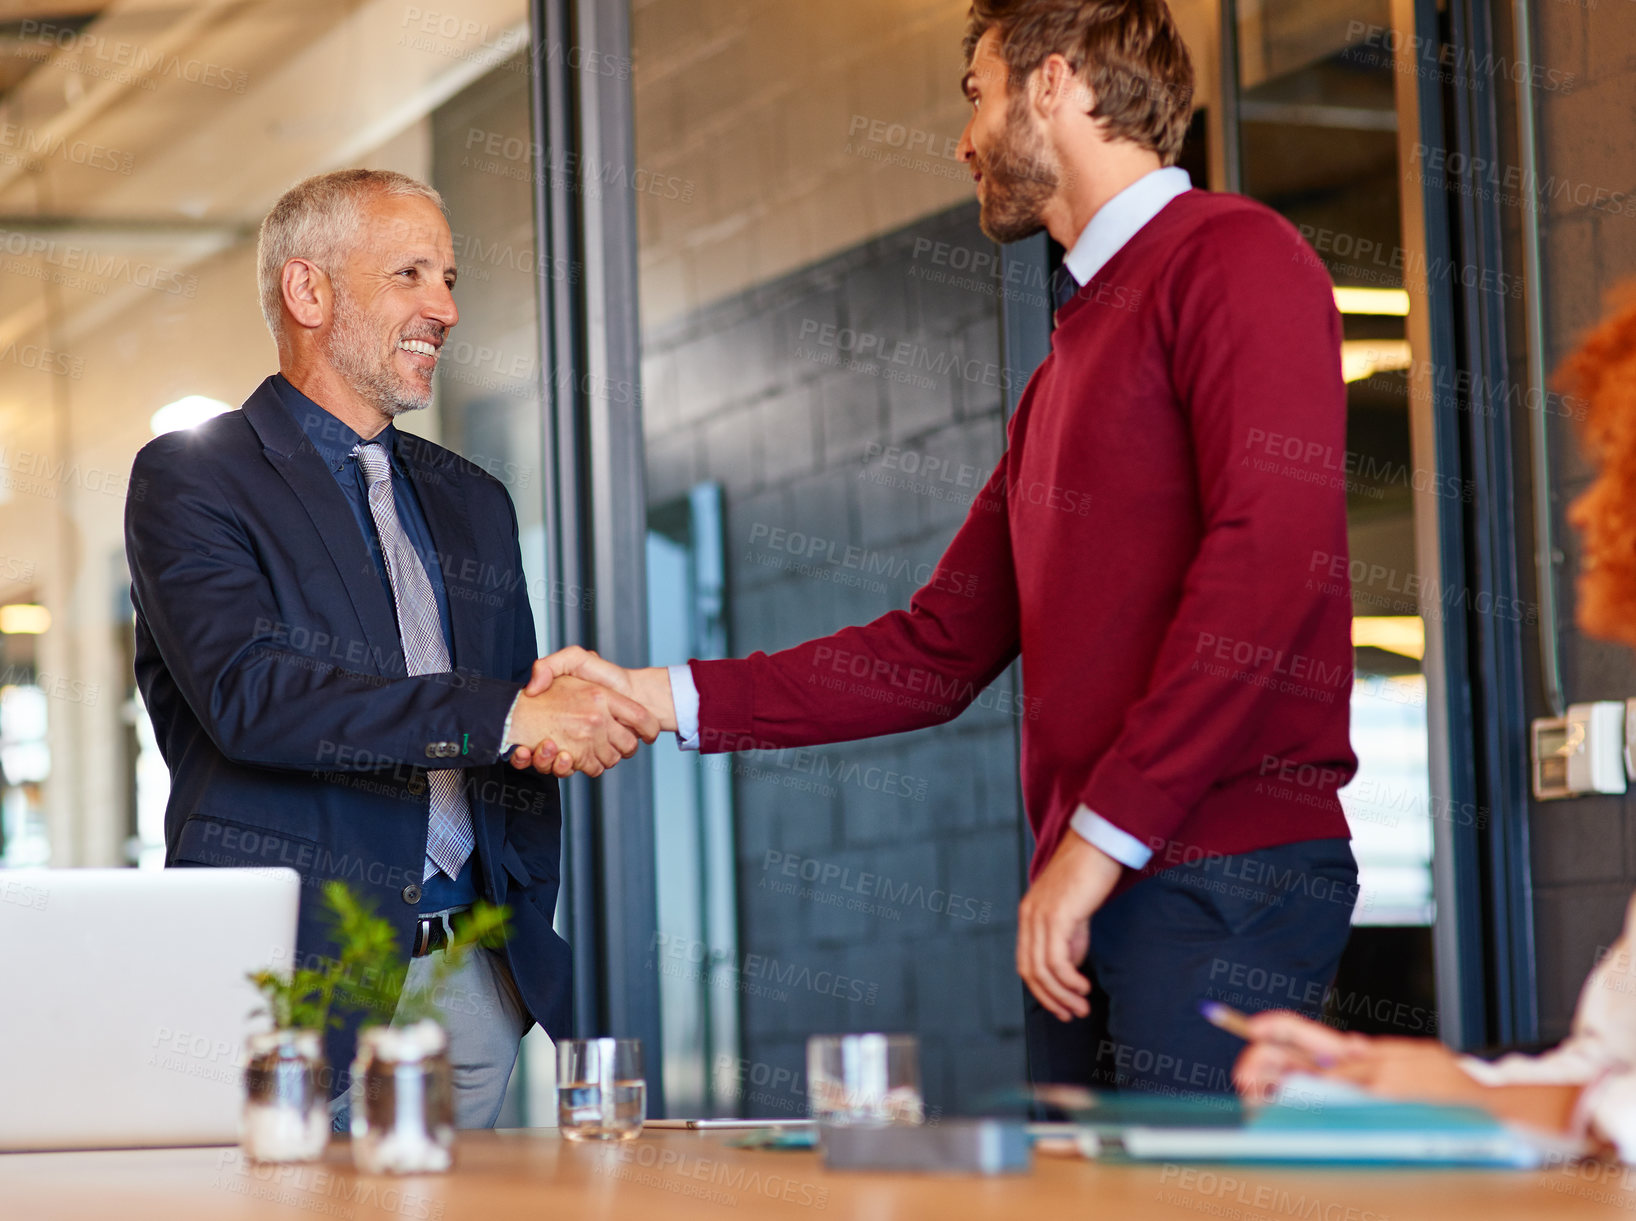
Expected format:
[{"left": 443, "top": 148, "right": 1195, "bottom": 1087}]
[
  {"left": 349, "top": 1020, "right": 455, "bottom": 1174},
  {"left": 241, "top": 1029, "right": 330, "bottom": 1163}
]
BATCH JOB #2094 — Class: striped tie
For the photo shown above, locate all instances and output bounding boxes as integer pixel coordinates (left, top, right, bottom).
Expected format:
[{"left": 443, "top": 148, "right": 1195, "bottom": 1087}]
[{"left": 352, "top": 441, "right": 473, "bottom": 882}]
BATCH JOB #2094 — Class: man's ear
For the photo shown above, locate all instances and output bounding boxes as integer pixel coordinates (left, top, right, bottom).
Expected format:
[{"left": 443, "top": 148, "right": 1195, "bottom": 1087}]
[
  {"left": 280, "top": 258, "right": 329, "bottom": 331},
  {"left": 1032, "top": 53, "right": 1095, "bottom": 120}
]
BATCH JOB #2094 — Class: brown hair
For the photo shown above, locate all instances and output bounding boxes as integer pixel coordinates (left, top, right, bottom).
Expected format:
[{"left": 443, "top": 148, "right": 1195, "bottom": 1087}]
[
  {"left": 964, "top": 0, "right": 1194, "bottom": 165},
  {"left": 1563, "top": 286, "right": 1636, "bottom": 649}
]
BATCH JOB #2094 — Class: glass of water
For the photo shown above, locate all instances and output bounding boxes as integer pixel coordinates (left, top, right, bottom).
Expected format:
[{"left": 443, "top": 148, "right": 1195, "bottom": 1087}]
[
  {"left": 557, "top": 1038, "right": 645, "bottom": 1142},
  {"left": 806, "top": 1033, "right": 924, "bottom": 1125}
]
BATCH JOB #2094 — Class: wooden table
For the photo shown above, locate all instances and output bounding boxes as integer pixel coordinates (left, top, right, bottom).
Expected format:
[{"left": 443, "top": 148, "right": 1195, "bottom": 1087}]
[{"left": 7, "top": 1129, "right": 1636, "bottom": 1219}]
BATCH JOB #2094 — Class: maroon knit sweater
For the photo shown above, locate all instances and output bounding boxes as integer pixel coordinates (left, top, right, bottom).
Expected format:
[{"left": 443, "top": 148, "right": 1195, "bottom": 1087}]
[{"left": 691, "top": 189, "right": 1357, "bottom": 884}]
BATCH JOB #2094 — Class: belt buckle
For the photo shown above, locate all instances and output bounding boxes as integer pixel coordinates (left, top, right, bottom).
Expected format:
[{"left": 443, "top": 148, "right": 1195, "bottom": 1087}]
[{"left": 414, "top": 906, "right": 472, "bottom": 958}]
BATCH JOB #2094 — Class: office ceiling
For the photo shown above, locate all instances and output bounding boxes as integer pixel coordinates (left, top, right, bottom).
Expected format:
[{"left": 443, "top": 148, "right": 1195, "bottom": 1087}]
[{"left": 0, "top": 0, "right": 526, "bottom": 349}]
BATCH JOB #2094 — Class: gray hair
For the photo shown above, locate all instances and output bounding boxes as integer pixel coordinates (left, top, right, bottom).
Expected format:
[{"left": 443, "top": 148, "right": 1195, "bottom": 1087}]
[{"left": 256, "top": 169, "right": 445, "bottom": 341}]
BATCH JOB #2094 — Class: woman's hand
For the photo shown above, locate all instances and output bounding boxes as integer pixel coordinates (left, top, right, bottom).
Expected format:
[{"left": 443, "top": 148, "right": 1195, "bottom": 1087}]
[
  {"left": 1233, "top": 1009, "right": 1582, "bottom": 1134},
  {"left": 1231, "top": 1010, "right": 1367, "bottom": 1103}
]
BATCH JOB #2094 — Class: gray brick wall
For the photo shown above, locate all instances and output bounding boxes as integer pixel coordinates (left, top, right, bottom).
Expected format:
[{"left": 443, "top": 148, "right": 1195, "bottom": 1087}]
[
  {"left": 1523, "top": 0, "right": 1636, "bottom": 1039},
  {"left": 643, "top": 201, "right": 1029, "bottom": 1115}
]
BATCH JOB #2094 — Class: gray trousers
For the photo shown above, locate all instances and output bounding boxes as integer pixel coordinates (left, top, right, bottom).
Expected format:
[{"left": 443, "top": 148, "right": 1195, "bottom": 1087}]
[{"left": 333, "top": 937, "right": 532, "bottom": 1130}]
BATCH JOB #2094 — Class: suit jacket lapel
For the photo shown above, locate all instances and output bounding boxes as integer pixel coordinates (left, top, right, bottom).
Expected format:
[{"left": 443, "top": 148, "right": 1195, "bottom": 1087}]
[
  {"left": 396, "top": 431, "right": 484, "bottom": 675},
  {"left": 241, "top": 381, "right": 407, "bottom": 678}
]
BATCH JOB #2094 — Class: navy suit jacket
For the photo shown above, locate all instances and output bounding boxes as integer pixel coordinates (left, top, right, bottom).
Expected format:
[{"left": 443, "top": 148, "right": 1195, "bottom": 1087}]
[{"left": 125, "top": 376, "right": 569, "bottom": 1085}]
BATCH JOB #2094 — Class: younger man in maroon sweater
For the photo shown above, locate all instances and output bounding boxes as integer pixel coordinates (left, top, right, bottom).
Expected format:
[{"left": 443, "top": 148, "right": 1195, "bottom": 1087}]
[{"left": 517, "top": 0, "right": 1359, "bottom": 1095}]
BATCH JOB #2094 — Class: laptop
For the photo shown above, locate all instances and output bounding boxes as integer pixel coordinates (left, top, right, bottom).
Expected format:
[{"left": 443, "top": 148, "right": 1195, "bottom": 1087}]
[{"left": 0, "top": 867, "right": 301, "bottom": 1151}]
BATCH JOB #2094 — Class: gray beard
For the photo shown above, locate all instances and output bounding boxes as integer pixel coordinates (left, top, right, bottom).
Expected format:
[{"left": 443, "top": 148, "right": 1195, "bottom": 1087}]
[{"left": 325, "top": 290, "right": 431, "bottom": 417}]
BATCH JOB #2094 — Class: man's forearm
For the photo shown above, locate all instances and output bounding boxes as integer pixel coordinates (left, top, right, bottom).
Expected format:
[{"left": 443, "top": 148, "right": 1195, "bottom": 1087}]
[{"left": 206, "top": 662, "right": 518, "bottom": 773}]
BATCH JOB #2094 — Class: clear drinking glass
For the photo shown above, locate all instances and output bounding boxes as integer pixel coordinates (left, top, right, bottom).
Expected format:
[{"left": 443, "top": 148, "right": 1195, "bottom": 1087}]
[
  {"left": 806, "top": 1033, "right": 924, "bottom": 1125},
  {"left": 557, "top": 1038, "right": 645, "bottom": 1141}
]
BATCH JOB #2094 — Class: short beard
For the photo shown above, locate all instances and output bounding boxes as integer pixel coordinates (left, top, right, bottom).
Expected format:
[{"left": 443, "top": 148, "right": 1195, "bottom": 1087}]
[
  {"left": 976, "top": 93, "right": 1061, "bottom": 244},
  {"left": 325, "top": 287, "right": 431, "bottom": 418}
]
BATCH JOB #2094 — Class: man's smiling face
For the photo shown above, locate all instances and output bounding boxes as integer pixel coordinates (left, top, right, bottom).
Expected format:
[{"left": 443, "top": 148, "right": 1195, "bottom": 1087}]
[
  {"left": 958, "top": 28, "right": 1063, "bottom": 244},
  {"left": 323, "top": 192, "right": 458, "bottom": 418}
]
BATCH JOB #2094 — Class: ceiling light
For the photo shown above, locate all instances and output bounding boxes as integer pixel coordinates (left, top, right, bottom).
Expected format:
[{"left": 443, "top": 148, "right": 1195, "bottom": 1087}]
[
  {"left": 0, "top": 604, "right": 51, "bottom": 634},
  {"left": 1342, "top": 339, "right": 1414, "bottom": 384},
  {"left": 150, "top": 396, "right": 232, "bottom": 436},
  {"left": 1334, "top": 287, "right": 1411, "bottom": 316},
  {"left": 1352, "top": 616, "right": 1424, "bottom": 661}
]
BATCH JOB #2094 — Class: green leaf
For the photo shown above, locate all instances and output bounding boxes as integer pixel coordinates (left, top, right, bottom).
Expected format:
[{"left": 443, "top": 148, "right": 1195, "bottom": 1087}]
[
  {"left": 248, "top": 881, "right": 403, "bottom": 1033},
  {"left": 394, "top": 902, "right": 511, "bottom": 1027}
]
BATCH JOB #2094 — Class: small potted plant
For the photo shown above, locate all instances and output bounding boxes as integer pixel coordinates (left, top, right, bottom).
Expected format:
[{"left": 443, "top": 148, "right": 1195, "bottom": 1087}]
[
  {"left": 348, "top": 903, "right": 510, "bottom": 1175},
  {"left": 242, "top": 881, "right": 398, "bottom": 1163}
]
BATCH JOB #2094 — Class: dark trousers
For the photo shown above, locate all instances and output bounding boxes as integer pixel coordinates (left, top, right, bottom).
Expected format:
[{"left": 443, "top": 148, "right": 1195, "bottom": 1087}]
[{"left": 1025, "top": 837, "right": 1357, "bottom": 1096}]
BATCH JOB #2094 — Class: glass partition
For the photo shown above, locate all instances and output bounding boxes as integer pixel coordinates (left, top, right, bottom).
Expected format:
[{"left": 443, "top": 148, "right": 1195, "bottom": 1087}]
[{"left": 1233, "top": 0, "right": 1439, "bottom": 1032}]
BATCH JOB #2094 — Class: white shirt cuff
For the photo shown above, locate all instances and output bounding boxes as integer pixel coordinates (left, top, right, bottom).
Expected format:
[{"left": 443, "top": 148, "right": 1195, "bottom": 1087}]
[
  {"left": 499, "top": 690, "right": 521, "bottom": 754},
  {"left": 1069, "top": 804, "right": 1152, "bottom": 869},
  {"left": 669, "top": 664, "right": 702, "bottom": 751}
]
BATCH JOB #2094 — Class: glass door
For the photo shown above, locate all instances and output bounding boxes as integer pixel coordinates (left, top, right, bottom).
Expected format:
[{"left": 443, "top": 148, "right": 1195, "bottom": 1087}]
[{"left": 1229, "top": 0, "right": 1441, "bottom": 1034}]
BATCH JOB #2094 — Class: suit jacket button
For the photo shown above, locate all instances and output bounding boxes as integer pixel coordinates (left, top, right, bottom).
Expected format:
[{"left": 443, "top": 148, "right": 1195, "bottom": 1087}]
[
  {"left": 402, "top": 883, "right": 422, "bottom": 905},
  {"left": 408, "top": 775, "right": 427, "bottom": 796},
  {"left": 425, "top": 744, "right": 440, "bottom": 758}
]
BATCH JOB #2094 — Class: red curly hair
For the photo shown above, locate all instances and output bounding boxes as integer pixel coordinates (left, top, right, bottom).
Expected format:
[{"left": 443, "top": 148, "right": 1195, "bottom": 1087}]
[{"left": 1563, "top": 286, "right": 1636, "bottom": 649}]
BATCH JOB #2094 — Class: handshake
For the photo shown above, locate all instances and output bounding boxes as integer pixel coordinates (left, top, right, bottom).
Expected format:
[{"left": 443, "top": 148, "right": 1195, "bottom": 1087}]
[{"left": 502, "top": 647, "right": 677, "bottom": 778}]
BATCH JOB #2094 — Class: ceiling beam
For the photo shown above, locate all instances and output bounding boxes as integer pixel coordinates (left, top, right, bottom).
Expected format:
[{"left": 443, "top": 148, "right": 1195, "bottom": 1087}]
[
  {"left": 0, "top": 214, "right": 256, "bottom": 239},
  {"left": 0, "top": 3, "right": 112, "bottom": 27}
]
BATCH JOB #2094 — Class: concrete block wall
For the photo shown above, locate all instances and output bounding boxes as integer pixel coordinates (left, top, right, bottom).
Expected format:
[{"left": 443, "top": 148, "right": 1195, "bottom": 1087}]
[
  {"left": 631, "top": 0, "right": 977, "bottom": 330},
  {"left": 630, "top": 0, "right": 1219, "bottom": 331}
]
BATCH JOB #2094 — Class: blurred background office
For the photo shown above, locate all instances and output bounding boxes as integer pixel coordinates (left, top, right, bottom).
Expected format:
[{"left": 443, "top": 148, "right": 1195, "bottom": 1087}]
[{"left": 0, "top": 0, "right": 1627, "bottom": 1125}]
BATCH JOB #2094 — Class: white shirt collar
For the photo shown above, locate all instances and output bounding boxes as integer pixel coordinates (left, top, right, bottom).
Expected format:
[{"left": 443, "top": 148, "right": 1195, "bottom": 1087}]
[{"left": 1061, "top": 166, "right": 1192, "bottom": 287}]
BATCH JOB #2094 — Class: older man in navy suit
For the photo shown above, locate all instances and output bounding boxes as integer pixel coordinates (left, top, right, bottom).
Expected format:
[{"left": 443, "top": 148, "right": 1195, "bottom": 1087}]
[{"left": 124, "top": 169, "right": 657, "bottom": 1127}]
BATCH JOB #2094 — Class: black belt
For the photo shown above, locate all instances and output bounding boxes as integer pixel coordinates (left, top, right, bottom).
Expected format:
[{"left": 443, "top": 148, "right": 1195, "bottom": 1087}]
[{"left": 412, "top": 906, "right": 476, "bottom": 958}]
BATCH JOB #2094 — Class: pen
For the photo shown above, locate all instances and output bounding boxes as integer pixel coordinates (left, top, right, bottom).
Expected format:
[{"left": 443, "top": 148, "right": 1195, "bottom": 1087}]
[
  {"left": 1198, "top": 1000, "right": 1337, "bottom": 1068},
  {"left": 1198, "top": 1000, "right": 1256, "bottom": 1040}
]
